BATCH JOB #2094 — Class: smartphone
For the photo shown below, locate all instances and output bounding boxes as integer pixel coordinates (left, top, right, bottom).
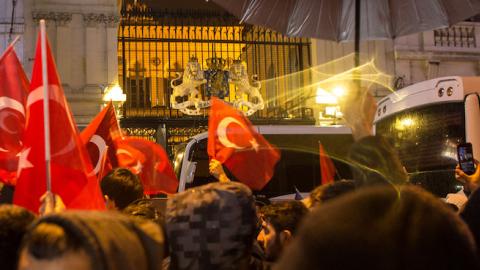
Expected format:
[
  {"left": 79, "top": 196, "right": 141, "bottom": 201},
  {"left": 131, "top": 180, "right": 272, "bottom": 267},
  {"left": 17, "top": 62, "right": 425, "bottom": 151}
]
[{"left": 457, "top": 143, "right": 476, "bottom": 175}]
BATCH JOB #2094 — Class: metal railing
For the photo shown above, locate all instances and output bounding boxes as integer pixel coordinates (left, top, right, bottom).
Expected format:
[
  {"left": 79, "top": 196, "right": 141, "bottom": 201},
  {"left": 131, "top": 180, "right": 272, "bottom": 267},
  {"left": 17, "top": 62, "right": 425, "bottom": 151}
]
[{"left": 434, "top": 25, "right": 476, "bottom": 48}]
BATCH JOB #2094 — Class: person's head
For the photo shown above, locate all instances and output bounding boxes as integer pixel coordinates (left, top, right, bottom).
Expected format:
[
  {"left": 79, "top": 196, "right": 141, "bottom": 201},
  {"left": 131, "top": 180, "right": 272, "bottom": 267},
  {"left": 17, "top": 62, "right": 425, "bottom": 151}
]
[
  {"left": 308, "top": 180, "right": 356, "bottom": 208},
  {"left": 0, "top": 205, "right": 35, "bottom": 270},
  {"left": 165, "top": 182, "right": 257, "bottom": 270},
  {"left": 274, "top": 185, "right": 479, "bottom": 270},
  {"left": 257, "top": 201, "right": 307, "bottom": 261},
  {"left": 123, "top": 199, "right": 163, "bottom": 226},
  {"left": 100, "top": 168, "right": 144, "bottom": 210},
  {"left": 17, "top": 211, "right": 164, "bottom": 270},
  {"left": 348, "top": 135, "right": 408, "bottom": 187}
]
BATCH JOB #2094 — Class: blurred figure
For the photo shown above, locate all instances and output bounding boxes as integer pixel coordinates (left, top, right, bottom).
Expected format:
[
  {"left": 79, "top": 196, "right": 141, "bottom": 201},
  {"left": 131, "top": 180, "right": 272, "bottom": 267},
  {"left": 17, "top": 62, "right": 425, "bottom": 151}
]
[
  {"left": 348, "top": 135, "right": 408, "bottom": 187},
  {"left": 18, "top": 211, "right": 164, "bottom": 270},
  {"left": 0, "top": 205, "right": 35, "bottom": 270},
  {"left": 165, "top": 182, "right": 257, "bottom": 270},
  {"left": 274, "top": 186, "right": 479, "bottom": 270},
  {"left": 101, "top": 168, "right": 144, "bottom": 210},
  {"left": 257, "top": 201, "right": 308, "bottom": 264},
  {"left": 461, "top": 187, "right": 480, "bottom": 256},
  {"left": 0, "top": 183, "right": 14, "bottom": 204},
  {"left": 306, "top": 180, "right": 356, "bottom": 208}
]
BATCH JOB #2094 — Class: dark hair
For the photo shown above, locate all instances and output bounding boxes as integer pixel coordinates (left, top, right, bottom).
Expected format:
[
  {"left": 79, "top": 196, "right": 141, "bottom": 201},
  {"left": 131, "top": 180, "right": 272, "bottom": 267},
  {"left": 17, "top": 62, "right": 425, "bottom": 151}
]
[
  {"left": 348, "top": 135, "right": 408, "bottom": 187},
  {"left": 23, "top": 222, "right": 86, "bottom": 260},
  {"left": 101, "top": 168, "right": 144, "bottom": 209},
  {"left": 0, "top": 205, "right": 35, "bottom": 270},
  {"left": 21, "top": 211, "right": 165, "bottom": 270},
  {"left": 260, "top": 201, "right": 308, "bottom": 235},
  {"left": 123, "top": 200, "right": 163, "bottom": 226},
  {"left": 309, "top": 180, "right": 356, "bottom": 207},
  {"left": 275, "top": 186, "right": 480, "bottom": 270}
]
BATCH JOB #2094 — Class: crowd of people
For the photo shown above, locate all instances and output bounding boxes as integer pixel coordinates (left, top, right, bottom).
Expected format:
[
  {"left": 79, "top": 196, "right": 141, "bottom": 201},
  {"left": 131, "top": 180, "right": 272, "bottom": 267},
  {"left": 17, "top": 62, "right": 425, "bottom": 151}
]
[{"left": 1, "top": 89, "right": 480, "bottom": 270}]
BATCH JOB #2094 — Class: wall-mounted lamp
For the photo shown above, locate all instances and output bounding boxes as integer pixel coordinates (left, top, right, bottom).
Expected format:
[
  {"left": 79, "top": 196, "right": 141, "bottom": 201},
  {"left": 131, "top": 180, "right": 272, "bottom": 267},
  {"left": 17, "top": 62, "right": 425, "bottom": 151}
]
[{"left": 102, "top": 84, "right": 126, "bottom": 117}]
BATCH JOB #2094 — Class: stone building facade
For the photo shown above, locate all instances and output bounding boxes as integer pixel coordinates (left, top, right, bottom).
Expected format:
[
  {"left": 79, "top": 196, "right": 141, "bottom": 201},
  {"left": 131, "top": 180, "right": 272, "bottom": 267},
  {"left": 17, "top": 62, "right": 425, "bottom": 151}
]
[
  {"left": 0, "top": 0, "right": 120, "bottom": 126},
  {"left": 1, "top": 0, "right": 480, "bottom": 125}
]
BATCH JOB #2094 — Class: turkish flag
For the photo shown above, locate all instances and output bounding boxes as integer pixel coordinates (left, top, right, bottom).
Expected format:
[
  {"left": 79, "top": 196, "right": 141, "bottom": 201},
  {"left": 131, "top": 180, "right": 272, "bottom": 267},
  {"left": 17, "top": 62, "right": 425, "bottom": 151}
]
[
  {"left": 0, "top": 46, "right": 29, "bottom": 185},
  {"left": 207, "top": 98, "right": 280, "bottom": 190},
  {"left": 80, "top": 102, "right": 121, "bottom": 180},
  {"left": 116, "top": 137, "right": 178, "bottom": 194},
  {"left": 13, "top": 32, "right": 105, "bottom": 213},
  {"left": 319, "top": 143, "right": 336, "bottom": 185}
]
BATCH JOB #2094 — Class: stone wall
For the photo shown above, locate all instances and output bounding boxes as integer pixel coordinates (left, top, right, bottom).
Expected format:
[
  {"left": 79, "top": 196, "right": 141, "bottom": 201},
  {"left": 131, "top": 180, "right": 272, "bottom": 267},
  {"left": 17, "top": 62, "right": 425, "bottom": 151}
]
[{"left": 1, "top": 0, "right": 120, "bottom": 126}]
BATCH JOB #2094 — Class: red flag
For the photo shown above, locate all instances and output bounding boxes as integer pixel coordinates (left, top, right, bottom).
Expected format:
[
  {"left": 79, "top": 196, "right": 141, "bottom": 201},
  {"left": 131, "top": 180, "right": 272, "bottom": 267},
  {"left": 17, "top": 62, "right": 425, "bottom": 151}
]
[
  {"left": 207, "top": 98, "right": 280, "bottom": 190},
  {"left": 319, "top": 143, "right": 336, "bottom": 185},
  {"left": 80, "top": 102, "right": 121, "bottom": 179},
  {"left": 0, "top": 46, "right": 29, "bottom": 185},
  {"left": 13, "top": 32, "right": 105, "bottom": 213},
  {"left": 116, "top": 137, "right": 178, "bottom": 194}
]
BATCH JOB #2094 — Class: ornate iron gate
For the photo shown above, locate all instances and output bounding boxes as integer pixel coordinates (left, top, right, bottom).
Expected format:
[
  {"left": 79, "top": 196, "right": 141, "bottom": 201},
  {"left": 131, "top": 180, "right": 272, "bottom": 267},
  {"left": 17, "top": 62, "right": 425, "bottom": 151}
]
[{"left": 118, "top": 1, "right": 313, "bottom": 154}]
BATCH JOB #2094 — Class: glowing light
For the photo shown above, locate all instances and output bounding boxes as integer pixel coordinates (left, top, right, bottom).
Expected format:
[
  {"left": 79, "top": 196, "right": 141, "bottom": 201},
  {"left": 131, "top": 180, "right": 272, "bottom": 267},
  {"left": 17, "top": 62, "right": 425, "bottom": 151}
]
[
  {"left": 325, "top": 106, "right": 339, "bottom": 116},
  {"left": 395, "top": 117, "right": 416, "bottom": 131},
  {"left": 103, "top": 84, "right": 126, "bottom": 102},
  {"left": 316, "top": 88, "right": 338, "bottom": 104},
  {"left": 332, "top": 86, "right": 346, "bottom": 97}
]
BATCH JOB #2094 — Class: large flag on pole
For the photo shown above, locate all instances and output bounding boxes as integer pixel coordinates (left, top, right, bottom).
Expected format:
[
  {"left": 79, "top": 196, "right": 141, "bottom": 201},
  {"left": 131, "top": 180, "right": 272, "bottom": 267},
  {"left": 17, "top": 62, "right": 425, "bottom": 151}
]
[
  {"left": 80, "top": 102, "right": 122, "bottom": 179},
  {"left": 207, "top": 98, "right": 280, "bottom": 190},
  {"left": 0, "top": 42, "right": 29, "bottom": 185},
  {"left": 14, "top": 23, "right": 105, "bottom": 213}
]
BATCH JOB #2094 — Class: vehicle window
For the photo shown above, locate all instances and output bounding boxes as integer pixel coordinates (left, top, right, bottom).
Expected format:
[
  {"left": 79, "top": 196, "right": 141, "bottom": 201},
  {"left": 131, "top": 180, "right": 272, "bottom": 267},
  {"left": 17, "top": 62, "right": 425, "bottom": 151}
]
[
  {"left": 185, "top": 134, "right": 353, "bottom": 197},
  {"left": 375, "top": 102, "right": 465, "bottom": 196}
]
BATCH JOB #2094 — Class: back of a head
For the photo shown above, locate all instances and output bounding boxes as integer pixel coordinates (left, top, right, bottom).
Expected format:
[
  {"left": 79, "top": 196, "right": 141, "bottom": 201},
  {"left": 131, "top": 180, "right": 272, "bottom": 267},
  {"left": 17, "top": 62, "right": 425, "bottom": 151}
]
[
  {"left": 101, "top": 168, "right": 144, "bottom": 209},
  {"left": 18, "top": 211, "right": 164, "bottom": 270},
  {"left": 0, "top": 205, "right": 35, "bottom": 270},
  {"left": 260, "top": 201, "right": 307, "bottom": 236},
  {"left": 348, "top": 135, "right": 408, "bottom": 187},
  {"left": 166, "top": 182, "right": 257, "bottom": 270},
  {"left": 309, "top": 180, "right": 356, "bottom": 207},
  {"left": 123, "top": 199, "right": 164, "bottom": 226},
  {"left": 274, "top": 185, "right": 479, "bottom": 270},
  {"left": 461, "top": 187, "right": 480, "bottom": 255}
]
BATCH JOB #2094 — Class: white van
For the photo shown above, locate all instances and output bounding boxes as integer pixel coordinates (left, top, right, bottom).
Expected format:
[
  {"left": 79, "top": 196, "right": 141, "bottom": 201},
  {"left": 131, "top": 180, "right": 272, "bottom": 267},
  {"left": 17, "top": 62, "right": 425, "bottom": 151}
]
[
  {"left": 173, "top": 125, "right": 354, "bottom": 198},
  {"left": 374, "top": 76, "right": 480, "bottom": 196}
]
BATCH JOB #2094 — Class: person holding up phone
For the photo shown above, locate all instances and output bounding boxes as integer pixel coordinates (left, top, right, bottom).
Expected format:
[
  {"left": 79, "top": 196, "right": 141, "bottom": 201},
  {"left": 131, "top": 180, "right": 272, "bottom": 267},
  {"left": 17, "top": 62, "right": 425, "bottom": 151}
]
[{"left": 456, "top": 142, "right": 480, "bottom": 195}]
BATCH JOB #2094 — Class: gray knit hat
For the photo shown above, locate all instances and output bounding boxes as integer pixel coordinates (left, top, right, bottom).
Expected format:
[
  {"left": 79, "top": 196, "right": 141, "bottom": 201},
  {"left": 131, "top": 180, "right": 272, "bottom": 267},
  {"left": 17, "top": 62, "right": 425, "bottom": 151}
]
[{"left": 165, "top": 182, "right": 257, "bottom": 270}]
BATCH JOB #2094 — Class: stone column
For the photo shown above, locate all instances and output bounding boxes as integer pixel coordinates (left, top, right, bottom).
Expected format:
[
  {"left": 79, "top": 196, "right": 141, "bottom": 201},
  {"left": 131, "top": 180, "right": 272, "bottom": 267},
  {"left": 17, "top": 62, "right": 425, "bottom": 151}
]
[
  {"left": 84, "top": 13, "right": 106, "bottom": 94},
  {"left": 106, "top": 14, "right": 120, "bottom": 85},
  {"left": 69, "top": 13, "right": 85, "bottom": 91},
  {"left": 54, "top": 13, "right": 73, "bottom": 88}
]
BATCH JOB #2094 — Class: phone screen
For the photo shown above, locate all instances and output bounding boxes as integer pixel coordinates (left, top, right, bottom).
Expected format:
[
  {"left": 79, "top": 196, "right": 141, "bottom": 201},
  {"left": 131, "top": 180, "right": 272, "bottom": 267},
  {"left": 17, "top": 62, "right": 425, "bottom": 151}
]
[{"left": 458, "top": 143, "right": 475, "bottom": 175}]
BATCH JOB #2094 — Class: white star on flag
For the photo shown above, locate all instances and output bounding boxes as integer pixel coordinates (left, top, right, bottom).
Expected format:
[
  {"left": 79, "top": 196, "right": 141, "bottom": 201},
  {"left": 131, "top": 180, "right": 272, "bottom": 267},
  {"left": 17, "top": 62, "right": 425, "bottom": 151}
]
[
  {"left": 249, "top": 138, "right": 260, "bottom": 152},
  {"left": 17, "top": 147, "right": 33, "bottom": 175}
]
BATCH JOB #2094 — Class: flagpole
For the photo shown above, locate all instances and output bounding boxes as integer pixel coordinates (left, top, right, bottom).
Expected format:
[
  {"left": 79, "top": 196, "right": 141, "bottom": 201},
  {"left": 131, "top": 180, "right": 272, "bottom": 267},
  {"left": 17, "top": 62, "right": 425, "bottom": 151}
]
[
  {"left": 0, "top": 35, "right": 20, "bottom": 60},
  {"left": 40, "top": 20, "right": 52, "bottom": 192}
]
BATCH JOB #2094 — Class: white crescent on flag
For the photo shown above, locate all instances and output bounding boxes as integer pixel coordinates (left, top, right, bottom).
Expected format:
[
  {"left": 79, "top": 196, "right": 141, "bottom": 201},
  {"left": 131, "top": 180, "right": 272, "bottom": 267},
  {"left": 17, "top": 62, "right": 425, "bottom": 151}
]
[
  {"left": 89, "top": 135, "right": 108, "bottom": 175},
  {"left": 0, "top": 96, "right": 26, "bottom": 152},
  {"left": 217, "top": 117, "right": 248, "bottom": 150},
  {"left": 26, "top": 85, "right": 66, "bottom": 109},
  {"left": 117, "top": 148, "right": 143, "bottom": 173}
]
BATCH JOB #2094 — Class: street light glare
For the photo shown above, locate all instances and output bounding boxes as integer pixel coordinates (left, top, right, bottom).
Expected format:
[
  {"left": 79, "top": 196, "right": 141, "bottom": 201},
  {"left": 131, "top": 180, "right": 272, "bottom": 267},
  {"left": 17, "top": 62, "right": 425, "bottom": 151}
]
[
  {"left": 103, "top": 84, "right": 127, "bottom": 102},
  {"left": 332, "top": 86, "right": 346, "bottom": 97},
  {"left": 316, "top": 88, "right": 338, "bottom": 104}
]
